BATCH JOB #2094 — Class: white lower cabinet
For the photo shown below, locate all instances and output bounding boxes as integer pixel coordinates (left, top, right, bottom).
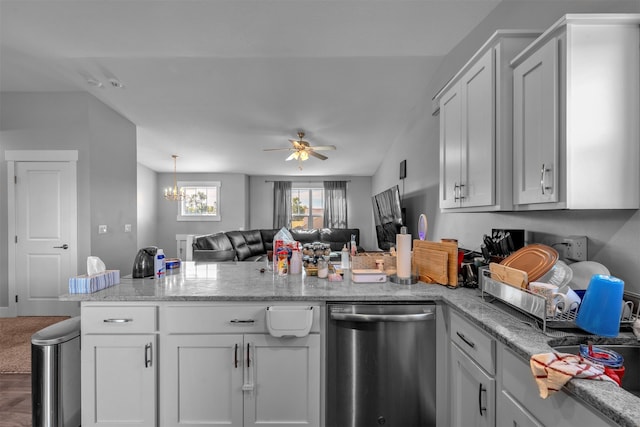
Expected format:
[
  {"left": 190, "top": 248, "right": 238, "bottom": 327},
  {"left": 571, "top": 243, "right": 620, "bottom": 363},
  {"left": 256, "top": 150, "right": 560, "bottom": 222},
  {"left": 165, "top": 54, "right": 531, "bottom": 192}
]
[
  {"left": 497, "top": 390, "right": 543, "bottom": 427},
  {"left": 161, "top": 303, "right": 321, "bottom": 427},
  {"left": 447, "top": 311, "right": 616, "bottom": 427},
  {"left": 451, "top": 343, "right": 496, "bottom": 427},
  {"left": 449, "top": 311, "right": 496, "bottom": 427},
  {"left": 81, "top": 305, "right": 158, "bottom": 427},
  {"left": 81, "top": 335, "right": 157, "bottom": 427},
  {"left": 498, "top": 344, "right": 615, "bottom": 426},
  {"left": 162, "top": 333, "right": 320, "bottom": 427},
  {"left": 163, "top": 334, "right": 243, "bottom": 426}
]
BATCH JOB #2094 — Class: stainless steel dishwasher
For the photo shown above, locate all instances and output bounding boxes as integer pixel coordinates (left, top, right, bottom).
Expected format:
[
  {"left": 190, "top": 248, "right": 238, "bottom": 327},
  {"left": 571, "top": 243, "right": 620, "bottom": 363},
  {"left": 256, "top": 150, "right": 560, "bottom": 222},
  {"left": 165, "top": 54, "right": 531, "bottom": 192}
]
[{"left": 326, "top": 303, "right": 436, "bottom": 427}]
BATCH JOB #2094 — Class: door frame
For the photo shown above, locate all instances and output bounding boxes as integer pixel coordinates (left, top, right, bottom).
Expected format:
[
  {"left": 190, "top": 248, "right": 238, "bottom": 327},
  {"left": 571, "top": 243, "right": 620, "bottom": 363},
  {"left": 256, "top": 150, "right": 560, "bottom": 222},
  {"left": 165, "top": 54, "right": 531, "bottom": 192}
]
[{"left": 5, "top": 150, "right": 78, "bottom": 317}]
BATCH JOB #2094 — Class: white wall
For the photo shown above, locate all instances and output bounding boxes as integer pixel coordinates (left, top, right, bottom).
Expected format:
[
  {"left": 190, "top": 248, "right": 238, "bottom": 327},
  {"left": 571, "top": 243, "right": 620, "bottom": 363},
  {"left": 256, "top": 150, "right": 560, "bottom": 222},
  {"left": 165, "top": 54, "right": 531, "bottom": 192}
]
[
  {"left": 137, "top": 163, "right": 158, "bottom": 249},
  {"left": 373, "top": 0, "right": 640, "bottom": 293},
  {"left": 248, "top": 175, "right": 375, "bottom": 250},
  {"left": 0, "top": 92, "right": 138, "bottom": 307},
  {"left": 87, "top": 96, "right": 138, "bottom": 273},
  {"left": 155, "top": 172, "right": 249, "bottom": 258}
]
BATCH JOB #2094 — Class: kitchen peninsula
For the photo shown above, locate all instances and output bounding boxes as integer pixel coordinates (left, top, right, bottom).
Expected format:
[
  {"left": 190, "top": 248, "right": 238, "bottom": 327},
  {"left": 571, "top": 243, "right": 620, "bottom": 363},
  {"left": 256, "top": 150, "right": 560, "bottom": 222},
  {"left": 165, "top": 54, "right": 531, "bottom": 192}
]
[{"left": 63, "top": 262, "right": 640, "bottom": 427}]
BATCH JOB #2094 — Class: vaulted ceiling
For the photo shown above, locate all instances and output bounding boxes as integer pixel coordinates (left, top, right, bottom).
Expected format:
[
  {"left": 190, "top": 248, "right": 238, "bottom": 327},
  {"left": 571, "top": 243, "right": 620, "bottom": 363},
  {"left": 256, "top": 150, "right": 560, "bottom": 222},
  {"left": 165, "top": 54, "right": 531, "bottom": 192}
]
[{"left": 0, "top": 0, "right": 506, "bottom": 175}]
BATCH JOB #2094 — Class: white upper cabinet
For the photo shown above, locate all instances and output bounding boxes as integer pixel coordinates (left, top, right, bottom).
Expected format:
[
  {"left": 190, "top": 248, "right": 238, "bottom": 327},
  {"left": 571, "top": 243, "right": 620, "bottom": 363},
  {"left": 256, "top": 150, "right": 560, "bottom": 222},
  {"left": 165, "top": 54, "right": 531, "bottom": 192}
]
[
  {"left": 436, "top": 31, "right": 541, "bottom": 212},
  {"left": 512, "top": 14, "right": 640, "bottom": 210}
]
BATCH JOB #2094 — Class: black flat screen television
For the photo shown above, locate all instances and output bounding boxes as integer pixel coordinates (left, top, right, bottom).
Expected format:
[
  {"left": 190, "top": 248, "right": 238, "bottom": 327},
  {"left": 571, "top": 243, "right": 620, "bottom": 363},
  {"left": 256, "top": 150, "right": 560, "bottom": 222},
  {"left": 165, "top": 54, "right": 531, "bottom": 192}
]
[{"left": 371, "top": 185, "right": 404, "bottom": 250}]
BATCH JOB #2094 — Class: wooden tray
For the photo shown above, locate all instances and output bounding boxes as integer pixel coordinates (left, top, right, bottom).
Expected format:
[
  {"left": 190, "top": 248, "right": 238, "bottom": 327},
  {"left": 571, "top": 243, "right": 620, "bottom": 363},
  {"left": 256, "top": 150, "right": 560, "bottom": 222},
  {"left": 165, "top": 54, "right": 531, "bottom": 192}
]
[{"left": 413, "top": 240, "right": 458, "bottom": 287}]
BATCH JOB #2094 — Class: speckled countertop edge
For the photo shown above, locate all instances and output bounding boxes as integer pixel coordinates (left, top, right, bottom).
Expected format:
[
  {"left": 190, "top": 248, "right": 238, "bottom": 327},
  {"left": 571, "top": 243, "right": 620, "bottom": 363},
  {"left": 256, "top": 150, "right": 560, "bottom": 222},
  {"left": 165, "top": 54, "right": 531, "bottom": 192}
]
[{"left": 62, "top": 263, "right": 640, "bottom": 426}]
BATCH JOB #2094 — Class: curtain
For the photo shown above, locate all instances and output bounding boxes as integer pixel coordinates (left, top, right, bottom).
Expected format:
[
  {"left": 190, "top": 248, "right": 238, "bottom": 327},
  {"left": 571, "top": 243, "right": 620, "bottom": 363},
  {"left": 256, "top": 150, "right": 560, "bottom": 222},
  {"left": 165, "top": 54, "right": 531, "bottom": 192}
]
[
  {"left": 323, "top": 181, "right": 347, "bottom": 228},
  {"left": 272, "top": 181, "right": 292, "bottom": 229}
]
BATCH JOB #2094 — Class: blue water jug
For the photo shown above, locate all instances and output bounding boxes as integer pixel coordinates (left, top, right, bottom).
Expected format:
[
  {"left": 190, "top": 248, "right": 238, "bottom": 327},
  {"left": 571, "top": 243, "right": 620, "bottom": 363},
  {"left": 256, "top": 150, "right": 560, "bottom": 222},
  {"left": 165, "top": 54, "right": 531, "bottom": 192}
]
[{"left": 576, "top": 274, "right": 624, "bottom": 337}]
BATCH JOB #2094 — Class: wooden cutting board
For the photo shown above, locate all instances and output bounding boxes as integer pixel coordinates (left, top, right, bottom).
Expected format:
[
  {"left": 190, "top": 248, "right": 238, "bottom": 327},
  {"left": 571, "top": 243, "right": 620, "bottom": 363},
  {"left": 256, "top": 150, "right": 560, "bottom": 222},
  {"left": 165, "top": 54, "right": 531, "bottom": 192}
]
[
  {"left": 413, "top": 247, "right": 448, "bottom": 284},
  {"left": 489, "top": 262, "right": 528, "bottom": 289},
  {"left": 413, "top": 240, "right": 458, "bottom": 286}
]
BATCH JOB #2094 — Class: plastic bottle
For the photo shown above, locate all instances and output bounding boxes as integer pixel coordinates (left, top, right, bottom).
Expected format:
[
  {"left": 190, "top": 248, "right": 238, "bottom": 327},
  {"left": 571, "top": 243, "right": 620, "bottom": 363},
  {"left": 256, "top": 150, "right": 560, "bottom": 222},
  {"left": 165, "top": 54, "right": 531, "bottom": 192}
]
[
  {"left": 290, "top": 248, "right": 302, "bottom": 274},
  {"left": 350, "top": 235, "right": 357, "bottom": 257},
  {"left": 341, "top": 244, "right": 350, "bottom": 270},
  {"left": 155, "top": 248, "right": 166, "bottom": 279}
]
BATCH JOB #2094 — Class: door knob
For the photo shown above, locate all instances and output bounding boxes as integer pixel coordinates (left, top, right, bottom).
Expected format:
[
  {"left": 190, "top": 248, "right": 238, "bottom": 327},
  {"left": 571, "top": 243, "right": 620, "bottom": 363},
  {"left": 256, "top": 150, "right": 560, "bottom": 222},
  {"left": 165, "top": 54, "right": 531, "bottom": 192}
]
[{"left": 54, "top": 244, "right": 69, "bottom": 250}]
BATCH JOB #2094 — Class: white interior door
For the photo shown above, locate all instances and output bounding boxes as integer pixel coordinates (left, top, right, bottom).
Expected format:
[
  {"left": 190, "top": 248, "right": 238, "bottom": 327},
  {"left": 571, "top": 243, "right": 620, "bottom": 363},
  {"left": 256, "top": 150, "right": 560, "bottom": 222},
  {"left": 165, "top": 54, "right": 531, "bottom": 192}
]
[{"left": 14, "top": 160, "right": 78, "bottom": 316}]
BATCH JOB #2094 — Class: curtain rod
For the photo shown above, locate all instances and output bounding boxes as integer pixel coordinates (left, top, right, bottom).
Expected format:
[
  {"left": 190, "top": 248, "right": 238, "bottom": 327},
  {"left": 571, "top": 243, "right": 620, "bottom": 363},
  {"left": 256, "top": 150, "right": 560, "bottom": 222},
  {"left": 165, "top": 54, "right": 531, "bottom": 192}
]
[{"left": 264, "top": 180, "right": 351, "bottom": 183}]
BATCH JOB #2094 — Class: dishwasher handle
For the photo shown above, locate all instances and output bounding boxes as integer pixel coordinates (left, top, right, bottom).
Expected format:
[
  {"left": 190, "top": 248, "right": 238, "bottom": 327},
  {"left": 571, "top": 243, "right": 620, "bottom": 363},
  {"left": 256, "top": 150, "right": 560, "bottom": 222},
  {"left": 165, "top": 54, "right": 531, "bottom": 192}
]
[{"left": 330, "top": 310, "right": 435, "bottom": 322}]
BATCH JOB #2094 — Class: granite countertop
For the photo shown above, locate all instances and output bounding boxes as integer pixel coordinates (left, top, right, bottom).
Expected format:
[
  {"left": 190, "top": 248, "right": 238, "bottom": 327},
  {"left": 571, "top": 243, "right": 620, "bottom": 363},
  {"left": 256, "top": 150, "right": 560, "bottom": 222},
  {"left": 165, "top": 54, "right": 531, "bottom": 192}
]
[{"left": 62, "top": 262, "right": 640, "bottom": 426}]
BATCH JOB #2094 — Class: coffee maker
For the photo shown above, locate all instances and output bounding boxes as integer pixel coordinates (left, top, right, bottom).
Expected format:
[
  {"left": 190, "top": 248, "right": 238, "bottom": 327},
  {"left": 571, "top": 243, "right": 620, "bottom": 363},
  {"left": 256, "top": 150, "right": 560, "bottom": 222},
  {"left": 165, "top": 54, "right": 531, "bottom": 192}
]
[{"left": 132, "top": 247, "right": 157, "bottom": 278}]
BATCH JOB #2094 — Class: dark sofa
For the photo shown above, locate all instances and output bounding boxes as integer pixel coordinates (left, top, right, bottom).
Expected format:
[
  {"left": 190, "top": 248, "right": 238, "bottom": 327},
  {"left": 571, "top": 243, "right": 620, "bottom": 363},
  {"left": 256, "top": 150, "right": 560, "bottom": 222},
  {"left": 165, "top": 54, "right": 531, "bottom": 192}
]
[{"left": 192, "top": 228, "right": 360, "bottom": 262}]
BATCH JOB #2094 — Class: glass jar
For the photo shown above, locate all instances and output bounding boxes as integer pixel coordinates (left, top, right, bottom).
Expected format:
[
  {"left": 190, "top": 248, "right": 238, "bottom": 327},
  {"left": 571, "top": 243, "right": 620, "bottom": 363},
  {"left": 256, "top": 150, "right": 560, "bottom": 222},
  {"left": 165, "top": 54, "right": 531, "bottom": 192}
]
[{"left": 317, "top": 258, "right": 329, "bottom": 279}]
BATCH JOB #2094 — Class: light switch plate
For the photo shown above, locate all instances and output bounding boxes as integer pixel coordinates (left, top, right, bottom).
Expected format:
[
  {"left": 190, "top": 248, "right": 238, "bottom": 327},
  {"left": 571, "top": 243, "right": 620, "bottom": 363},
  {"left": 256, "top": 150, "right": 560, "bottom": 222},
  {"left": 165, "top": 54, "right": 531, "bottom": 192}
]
[
  {"left": 98, "top": 225, "right": 107, "bottom": 234},
  {"left": 124, "top": 224, "right": 132, "bottom": 233}
]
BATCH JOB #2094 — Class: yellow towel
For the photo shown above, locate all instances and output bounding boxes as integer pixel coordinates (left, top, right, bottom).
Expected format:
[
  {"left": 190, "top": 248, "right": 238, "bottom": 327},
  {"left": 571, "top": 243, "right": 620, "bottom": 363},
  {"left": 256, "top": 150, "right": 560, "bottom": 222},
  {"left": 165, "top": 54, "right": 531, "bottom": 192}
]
[{"left": 530, "top": 352, "right": 617, "bottom": 398}]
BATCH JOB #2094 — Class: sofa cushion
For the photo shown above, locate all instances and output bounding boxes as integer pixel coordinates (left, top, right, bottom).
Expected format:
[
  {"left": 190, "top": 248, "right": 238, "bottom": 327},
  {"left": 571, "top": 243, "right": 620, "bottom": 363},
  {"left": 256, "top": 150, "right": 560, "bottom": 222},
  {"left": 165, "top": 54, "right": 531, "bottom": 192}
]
[
  {"left": 260, "top": 229, "right": 279, "bottom": 251},
  {"left": 289, "top": 229, "right": 320, "bottom": 245},
  {"left": 226, "top": 231, "right": 252, "bottom": 261},
  {"left": 193, "top": 249, "right": 236, "bottom": 262},
  {"left": 320, "top": 228, "right": 359, "bottom": 251},
  {"left": 241, "top": 230, "right": 265, "bottom": 257},
  {"left": 193, "top": 233, "right": 233, "bottom": 251}
]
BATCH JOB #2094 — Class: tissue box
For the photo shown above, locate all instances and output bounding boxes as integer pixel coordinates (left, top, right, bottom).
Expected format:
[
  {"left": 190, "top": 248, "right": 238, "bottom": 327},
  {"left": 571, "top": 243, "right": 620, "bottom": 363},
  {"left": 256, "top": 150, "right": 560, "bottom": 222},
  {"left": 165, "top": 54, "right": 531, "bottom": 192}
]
[
  {"left": 68, "top": 270, "right": 120, "bottom": 294},
  {"left": 351, "top": 269, "right": 387, "bottom": 283}
]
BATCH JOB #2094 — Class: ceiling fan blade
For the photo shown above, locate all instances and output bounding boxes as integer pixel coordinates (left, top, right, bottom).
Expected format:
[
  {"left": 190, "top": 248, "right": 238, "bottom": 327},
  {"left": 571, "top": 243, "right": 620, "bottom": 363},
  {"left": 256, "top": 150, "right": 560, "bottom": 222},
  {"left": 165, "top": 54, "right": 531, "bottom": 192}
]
[
  {"left": 263, "top": 147, "right": 294, "bottom": 152},
  {"left": 308, "top": 150, "right": 328, "bottom": 160},
  {"left": 308, "top": 145, "right": 336, "bottom": 151}
]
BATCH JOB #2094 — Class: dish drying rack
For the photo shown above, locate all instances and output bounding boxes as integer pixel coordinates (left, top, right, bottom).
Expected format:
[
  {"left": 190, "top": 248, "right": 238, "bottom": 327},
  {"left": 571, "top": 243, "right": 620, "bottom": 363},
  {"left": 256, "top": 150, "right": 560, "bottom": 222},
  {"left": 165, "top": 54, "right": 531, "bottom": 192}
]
[{"left": 480, "top": 269, "right": 639, "bottom": 332}]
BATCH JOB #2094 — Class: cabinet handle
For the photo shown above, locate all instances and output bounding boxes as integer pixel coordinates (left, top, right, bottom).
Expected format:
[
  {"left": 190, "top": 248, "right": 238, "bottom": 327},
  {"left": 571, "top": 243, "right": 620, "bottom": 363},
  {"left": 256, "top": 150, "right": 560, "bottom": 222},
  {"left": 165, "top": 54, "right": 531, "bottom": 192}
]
[
  {"left": 234, "top": 343, "right": 238, "bottom": 368},
  {"left": 540, "top": 164, "right": 552, "bottom": 194},
  {"left": 230, "top": 319, "right": 255, "bottom": 324},
  {"left": 454, "top": 183, "right": 465, "bottom": 201},
  {"left": 478, "top": 383, "right": 487, "bottom": 415},
  {"left": 103, "top": 318, "right": 133, "bottom": 323},
  {"left": 246, "top": 343, "right": 251, "bottom": 368},
  {"left": 144, "top": 343, "right": 152, "bottom": 368},
  {"left": 242, "top": 342, "right": 255, "bottom": 392},
  {"left": 456, "top": 331, "right": 475, "bottom": 349}
]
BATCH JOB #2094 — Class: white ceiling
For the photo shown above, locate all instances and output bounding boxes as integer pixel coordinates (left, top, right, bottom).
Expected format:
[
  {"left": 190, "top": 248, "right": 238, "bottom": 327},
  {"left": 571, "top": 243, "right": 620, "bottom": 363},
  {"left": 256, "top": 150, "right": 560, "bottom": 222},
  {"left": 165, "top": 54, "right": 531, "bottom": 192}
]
[{"left": 0, "top": 0, "right": 508, "bottom": 175}]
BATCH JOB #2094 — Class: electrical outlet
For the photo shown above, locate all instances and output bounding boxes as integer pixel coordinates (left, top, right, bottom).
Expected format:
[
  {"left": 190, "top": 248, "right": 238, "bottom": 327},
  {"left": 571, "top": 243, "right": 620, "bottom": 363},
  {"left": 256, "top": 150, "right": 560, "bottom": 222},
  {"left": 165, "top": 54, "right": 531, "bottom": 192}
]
[
  {"left": 98, "top": 225, "right": 107, "bottom": 234},
  {"left": 124, "top": 224, "right": 132, "bottom": 233},
  {"left": 563, "top": 236, "right": 587, "bottom": 261}
]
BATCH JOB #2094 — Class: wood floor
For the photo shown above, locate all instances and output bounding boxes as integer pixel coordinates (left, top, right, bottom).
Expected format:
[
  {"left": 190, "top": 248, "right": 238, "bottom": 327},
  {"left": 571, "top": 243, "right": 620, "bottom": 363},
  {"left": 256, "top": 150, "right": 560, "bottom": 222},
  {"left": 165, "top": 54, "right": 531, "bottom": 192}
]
[{"left": 0, "top": 374, "right": 31, "bottom": 427}]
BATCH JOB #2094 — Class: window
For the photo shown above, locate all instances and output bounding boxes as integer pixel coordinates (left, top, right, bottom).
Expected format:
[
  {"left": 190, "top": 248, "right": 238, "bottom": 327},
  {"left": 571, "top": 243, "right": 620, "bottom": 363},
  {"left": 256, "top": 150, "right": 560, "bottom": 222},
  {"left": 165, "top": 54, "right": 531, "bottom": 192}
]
[
  {"left": 177, "top": 181, "right": 221, "bottom": 221},
  {"left": 291, "top": 186, "right": 324, "bottom": 229}
]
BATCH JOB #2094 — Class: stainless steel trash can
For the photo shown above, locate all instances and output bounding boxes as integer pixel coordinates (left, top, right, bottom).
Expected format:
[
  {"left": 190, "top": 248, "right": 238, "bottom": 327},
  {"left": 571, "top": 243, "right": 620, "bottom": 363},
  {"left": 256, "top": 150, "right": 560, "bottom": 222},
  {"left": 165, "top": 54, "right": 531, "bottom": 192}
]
[{"left": 31, "top": 316, "right": 81, "bottom": 427}]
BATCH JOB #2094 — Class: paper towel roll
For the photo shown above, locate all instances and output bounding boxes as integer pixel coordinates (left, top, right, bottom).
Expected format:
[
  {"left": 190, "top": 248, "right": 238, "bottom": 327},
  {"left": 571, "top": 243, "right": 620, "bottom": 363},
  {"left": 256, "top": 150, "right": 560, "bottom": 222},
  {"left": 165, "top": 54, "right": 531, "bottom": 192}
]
[{"left": 396, "top": 232, "right": 412, "bottom": 279}]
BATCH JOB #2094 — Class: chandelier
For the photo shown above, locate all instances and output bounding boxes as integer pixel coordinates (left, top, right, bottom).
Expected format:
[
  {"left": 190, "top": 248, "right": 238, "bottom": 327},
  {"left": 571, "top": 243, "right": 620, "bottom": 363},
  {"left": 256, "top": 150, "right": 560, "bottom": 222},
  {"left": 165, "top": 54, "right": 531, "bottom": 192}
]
[{"left": 164, "top": 155, "right": 185, "bottom": 201}]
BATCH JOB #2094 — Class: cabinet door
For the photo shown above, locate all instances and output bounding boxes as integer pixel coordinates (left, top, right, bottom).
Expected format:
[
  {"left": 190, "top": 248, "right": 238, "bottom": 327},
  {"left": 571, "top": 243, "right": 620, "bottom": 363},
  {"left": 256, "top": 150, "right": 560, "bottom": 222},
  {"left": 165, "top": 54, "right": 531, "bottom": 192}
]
[
  {"left": 497, "top": 390, "right": 543, "bottom": 427},
  {"left": 81, "top": 334, "right": 156, "bottom": 427},
  {"left": 451, "top": 343, "right": 495, "bottom": 427},
  {"left": 163, "top": 334, "right": 244, "bottom": 427},
  {"left": 462, "top": 48, "right": 494, "bottom": 207},
  {"left": 513, "top": 37, "right": 559, "bottom": 205},
  {"left": 440, "top": 84, "right": 463, "bottom": 209},
  {"left": 244, "top": 334, "right": 320, "bottom": 427}
]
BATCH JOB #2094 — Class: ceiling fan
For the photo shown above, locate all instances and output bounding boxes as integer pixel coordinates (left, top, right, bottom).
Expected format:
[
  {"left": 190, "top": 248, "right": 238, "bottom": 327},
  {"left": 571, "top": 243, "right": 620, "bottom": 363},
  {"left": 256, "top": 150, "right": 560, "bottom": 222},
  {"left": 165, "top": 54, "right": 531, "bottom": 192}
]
[{"left": 264, "top": 131, "right": 336, "bottom": 169}]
